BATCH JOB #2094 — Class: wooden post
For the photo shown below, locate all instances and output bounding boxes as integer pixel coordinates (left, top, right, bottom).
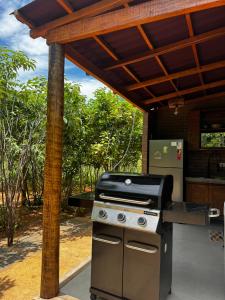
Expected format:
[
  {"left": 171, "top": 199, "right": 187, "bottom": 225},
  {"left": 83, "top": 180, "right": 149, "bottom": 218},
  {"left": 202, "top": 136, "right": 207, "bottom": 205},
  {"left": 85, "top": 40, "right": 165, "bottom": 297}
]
[
  {"left": 142, "top": 111, "right": 150, "bottom": 174},
  {"left": 40, "top": 43, "right": 65, "bottom": 299}
]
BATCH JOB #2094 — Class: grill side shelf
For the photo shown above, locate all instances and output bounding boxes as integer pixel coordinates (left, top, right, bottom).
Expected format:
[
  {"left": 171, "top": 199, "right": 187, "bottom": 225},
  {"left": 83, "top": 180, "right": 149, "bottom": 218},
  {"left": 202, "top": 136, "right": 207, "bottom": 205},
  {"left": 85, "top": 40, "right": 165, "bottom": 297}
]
[{"left": 163, "top": 202, "right": 209, "bottom": 226}]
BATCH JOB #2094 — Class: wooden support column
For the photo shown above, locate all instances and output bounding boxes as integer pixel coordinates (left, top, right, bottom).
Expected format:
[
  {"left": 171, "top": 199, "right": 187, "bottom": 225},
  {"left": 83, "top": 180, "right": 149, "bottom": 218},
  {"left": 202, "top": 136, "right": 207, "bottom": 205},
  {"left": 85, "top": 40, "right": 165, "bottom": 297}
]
[
  {"left": 40, "top": 43, "right": 65, "bottom": 299},
  {"left": 142, "top": 112, "right": 151, "bottom": 174}
]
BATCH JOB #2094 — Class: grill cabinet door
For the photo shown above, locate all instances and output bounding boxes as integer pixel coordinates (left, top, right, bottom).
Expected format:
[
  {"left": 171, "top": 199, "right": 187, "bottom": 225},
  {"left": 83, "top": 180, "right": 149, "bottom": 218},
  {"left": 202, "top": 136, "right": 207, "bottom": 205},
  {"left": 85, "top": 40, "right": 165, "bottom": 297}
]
[
  {"left": 123, "top": 229, "right": 161, "bottom": 300},
  {"left": 91, "top": 222, "right": 124, "bottom": 297}
]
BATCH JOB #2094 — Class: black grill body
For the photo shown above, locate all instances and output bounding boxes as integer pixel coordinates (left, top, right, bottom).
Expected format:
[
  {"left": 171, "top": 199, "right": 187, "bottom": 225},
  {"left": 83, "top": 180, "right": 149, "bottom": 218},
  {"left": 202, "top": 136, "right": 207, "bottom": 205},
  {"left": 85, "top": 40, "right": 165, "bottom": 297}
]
[{"left": 90, "top": 172, "right": 174, "bottom": 300}]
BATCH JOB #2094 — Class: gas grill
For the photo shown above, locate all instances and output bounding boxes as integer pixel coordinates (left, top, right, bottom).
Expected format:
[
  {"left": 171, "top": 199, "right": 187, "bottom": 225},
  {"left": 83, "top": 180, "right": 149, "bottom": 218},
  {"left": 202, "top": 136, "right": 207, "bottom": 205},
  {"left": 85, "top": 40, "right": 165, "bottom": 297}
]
[{"left": 90, "top": 172, "right": 220, "bottom": 300}]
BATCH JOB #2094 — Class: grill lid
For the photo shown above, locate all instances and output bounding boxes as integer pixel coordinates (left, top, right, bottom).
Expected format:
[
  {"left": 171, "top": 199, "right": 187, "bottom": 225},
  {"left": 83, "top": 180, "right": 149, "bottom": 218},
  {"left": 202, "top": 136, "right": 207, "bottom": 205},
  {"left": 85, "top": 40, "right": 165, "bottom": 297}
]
[{"left": 95, "top": 172, "right": 173, "bottom": 209}]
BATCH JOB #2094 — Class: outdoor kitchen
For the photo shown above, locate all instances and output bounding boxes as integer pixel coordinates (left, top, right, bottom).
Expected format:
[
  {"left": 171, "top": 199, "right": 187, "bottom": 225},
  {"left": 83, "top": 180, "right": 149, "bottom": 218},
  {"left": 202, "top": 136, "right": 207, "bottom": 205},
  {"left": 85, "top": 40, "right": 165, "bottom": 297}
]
[{"left": 151, "top": 96, "right": 225, "bottom": 214}]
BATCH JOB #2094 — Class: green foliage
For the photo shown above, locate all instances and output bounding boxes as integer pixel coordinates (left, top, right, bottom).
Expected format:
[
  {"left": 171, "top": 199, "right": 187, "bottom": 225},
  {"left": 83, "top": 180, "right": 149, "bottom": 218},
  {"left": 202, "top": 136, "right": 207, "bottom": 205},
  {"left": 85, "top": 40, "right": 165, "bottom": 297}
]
[
  {"left": 0, "top": 47, "right": 38, "bottom": 246},
  {"left": 0, "top": 46, "right": 143, "bottom": 244},
  {"left": 0, "top": 47, "right": 35, "bottom": 98},
  {"left": 201, "top": 132, "right": 225, "bottom": 148}
]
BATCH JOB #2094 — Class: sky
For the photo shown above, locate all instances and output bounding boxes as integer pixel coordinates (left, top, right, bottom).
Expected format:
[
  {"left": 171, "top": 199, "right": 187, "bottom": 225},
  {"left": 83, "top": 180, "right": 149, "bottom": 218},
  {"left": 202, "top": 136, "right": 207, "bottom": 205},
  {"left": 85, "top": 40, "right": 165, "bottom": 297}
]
[{"left": 0, "top": 0, "right": 106, "bottom": 99}]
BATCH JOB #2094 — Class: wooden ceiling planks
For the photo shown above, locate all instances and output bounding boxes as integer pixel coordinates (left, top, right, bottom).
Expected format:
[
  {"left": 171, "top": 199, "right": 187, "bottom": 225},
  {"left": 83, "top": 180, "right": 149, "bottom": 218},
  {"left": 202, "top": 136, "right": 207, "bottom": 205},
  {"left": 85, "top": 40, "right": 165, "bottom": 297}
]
[
  {"left": 137, "top": 24, "right": 181, "bottom": 98},
  {"left": 65, "top": 44, "right": 145, "bottom": 111},
  {"left": 13, "top": 0, "right": 225, "bottom": 110},
  {"left": 93, "top": 36, "right": 156, "bottom": 98},
  {"left": 126, "top": 60, "right": 225, "bottom": 91},
  {"left": 143, "top": 78, "right": 225, "bottom": 105},
  {"left": 104, "top": 26, "right": 225, "bottom": 71}
]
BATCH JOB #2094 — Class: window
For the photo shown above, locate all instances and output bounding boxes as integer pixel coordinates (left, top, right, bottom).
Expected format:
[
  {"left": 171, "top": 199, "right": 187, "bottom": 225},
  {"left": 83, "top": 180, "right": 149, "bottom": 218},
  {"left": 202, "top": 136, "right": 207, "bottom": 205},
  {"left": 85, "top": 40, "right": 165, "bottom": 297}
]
[{"left": 201, "top": 132, "right": 225, "bottom": 148}]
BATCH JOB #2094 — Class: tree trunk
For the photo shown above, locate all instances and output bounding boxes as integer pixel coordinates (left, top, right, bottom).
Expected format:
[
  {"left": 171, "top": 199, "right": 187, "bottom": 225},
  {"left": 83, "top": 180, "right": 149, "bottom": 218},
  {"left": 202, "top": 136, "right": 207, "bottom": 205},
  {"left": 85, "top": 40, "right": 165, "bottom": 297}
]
[
  {"left": 40, "top": 43, "right": 65, "bottom": 299},
  {"left": 6, "top": 204, "right": 14, "bottom": 247}
]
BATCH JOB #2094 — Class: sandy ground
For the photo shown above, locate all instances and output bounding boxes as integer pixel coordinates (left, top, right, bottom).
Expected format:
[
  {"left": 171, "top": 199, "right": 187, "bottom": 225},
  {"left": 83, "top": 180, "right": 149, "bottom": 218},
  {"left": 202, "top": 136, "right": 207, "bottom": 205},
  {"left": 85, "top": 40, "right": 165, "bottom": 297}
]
[{"left": 0, "top": 211, "right": 92, "bottom": 300}]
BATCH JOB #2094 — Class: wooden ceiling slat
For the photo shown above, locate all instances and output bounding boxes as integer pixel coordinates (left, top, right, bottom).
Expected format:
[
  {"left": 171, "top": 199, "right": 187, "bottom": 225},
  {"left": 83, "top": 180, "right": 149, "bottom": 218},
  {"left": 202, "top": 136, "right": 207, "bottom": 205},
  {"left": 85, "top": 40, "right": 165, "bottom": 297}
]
[
  {"left": 137, "top": 24, "right": 180, "bottom": 96},
  {"left": 65, "top": 45, "right": 144, "bottom": 111},
  {"left": 46, "top": 0, "right": 225, "bottom": 44},
  {"left": 56, "top": 0, "right": 74, "bottom": 14},
  {"left": 31, "top": 0, "right": 132, "bottom": 38},
  {"left": 144, "top": 78, "right": 225, "bottom": 105},
  {"left": 181, "top": 91, "right": 225, "bottom": 106},
  {"left": 126, "top": 59, "right": 225, "bottom": 91},
  {"left": 93, "top": 36, "right": 155, "bottom": 98},
  {"left": 104, "top": 26, "right": 225, "bottom": 71}
]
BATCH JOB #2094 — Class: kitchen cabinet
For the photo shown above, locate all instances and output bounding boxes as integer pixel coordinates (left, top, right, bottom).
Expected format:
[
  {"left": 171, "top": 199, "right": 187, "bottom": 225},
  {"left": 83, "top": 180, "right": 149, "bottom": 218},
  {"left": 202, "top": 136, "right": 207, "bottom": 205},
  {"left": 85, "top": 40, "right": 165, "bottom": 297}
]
[
  {"left": 186, "top": 182, "right": 209, "bottom": 205},
  {"left": 186, "top": 182, "right": 224, "bottom": 213},
  {"left": 208, "top": 184, "right": 225, "bottom": 212}
]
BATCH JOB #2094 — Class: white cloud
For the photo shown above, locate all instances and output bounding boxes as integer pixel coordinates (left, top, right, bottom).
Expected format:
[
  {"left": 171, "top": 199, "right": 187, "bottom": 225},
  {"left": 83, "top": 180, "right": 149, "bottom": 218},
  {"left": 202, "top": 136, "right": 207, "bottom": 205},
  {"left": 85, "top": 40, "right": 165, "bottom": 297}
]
[
  {"left": 78, "top": 78, "right": 108, "bottom": 99},
  {"left": 11, "top": 33, "right": 48, "bottom": 56},
  {"left": 0, "top": 6, "right": 23, "bottom": 38}
]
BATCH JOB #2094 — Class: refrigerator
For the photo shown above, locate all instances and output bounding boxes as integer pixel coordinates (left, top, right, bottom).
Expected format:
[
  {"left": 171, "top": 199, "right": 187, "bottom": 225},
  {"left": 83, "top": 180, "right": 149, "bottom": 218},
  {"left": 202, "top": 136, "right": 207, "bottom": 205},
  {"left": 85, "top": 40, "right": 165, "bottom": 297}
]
[{"left": 149, "top": 139, "right": 183, "bottom": 202}]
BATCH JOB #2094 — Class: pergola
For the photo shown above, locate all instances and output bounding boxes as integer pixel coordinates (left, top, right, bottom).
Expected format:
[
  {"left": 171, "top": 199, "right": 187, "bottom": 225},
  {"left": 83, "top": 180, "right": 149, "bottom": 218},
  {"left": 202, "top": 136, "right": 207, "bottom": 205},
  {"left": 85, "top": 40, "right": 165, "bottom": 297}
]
[{"left": 13, "top": 0, "right": 225, "bottom": 298}]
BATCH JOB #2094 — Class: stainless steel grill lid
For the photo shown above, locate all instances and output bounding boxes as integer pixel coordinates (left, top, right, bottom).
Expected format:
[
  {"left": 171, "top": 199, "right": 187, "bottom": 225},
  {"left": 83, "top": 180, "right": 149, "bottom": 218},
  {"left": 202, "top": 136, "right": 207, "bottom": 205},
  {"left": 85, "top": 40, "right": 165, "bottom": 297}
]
[{"left": 95, "top": 172, "right": 173, "bottom": 209}]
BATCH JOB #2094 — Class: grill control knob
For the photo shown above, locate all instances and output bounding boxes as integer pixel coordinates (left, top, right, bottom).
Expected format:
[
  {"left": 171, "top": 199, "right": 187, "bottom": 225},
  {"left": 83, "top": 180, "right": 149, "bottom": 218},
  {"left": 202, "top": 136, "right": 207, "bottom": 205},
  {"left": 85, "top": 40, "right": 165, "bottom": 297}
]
[
  {"left": 98, "top": 210, "right": 107, "bottom": 219},
  {"left": 138, "top": 217, "right": 147, "bottom": 227},
  {"left": 117, "top": 213, "right": 126, "bottom": 223}
]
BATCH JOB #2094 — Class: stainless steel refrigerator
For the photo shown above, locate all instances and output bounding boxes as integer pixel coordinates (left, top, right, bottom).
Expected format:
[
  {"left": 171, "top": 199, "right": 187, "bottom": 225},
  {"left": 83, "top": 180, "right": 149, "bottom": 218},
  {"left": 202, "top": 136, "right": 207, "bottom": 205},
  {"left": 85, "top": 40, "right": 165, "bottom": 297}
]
[{"left": 149, "top": 139, "right": 183, "bottom": 202}]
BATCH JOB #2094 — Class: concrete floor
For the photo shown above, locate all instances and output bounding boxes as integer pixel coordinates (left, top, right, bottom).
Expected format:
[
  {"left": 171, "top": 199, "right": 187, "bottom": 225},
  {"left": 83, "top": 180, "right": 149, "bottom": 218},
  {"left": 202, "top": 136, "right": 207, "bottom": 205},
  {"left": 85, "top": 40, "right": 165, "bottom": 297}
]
[{"left": 61, "top": 224, "right": 224, "bottom": 300}]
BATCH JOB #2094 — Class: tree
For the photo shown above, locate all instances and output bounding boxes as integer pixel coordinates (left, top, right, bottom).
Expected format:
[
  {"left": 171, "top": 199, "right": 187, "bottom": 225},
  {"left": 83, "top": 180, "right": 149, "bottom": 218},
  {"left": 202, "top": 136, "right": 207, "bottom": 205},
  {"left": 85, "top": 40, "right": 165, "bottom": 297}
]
[
  {"left": 0, "top": 47, "right": 36, "bottom": 246},
  {"left": 0, "top": 47, "right": 143, "bottom": 246},
  {"left": 86, "top": 88, "right": 143, "bottom": 173}
]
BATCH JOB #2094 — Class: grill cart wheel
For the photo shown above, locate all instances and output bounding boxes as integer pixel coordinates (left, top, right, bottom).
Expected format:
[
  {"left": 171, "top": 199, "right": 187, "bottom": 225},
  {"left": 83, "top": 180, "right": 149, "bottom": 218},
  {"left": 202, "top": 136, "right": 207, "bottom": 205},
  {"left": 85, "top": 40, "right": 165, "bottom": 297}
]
[{"left": 90, "top": 293, "right": 97, "bottom": 300}]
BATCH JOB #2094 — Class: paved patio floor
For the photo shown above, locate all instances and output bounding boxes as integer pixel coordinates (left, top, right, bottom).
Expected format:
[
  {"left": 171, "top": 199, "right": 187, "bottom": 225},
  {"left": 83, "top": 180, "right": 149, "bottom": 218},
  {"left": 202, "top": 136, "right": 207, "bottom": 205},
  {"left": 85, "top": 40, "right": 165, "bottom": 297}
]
[{"left": 61, "top": 223, "right": 224, "bottom": 300}]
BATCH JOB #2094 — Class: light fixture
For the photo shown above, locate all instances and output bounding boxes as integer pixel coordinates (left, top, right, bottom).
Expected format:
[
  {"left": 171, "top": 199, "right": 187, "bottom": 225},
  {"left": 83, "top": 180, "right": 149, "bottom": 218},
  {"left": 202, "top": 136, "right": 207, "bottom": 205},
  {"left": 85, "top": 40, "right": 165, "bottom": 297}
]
[{"left": 168, "top": 98, "right": 184, "bottom": 116}]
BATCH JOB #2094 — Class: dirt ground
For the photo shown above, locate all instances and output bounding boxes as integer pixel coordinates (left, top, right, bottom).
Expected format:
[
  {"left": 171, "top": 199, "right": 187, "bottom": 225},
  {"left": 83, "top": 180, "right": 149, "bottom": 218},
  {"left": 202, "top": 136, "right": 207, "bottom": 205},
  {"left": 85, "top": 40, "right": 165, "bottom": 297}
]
[{"left": 0, "top": 207, "right": 92, "bottom": 300}]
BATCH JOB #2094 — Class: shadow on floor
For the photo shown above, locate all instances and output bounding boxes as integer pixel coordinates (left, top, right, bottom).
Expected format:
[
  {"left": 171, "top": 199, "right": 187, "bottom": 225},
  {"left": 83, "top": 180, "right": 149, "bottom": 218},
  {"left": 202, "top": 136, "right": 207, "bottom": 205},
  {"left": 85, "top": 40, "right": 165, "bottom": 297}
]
[
  {"left": 0, "top": 241, "right": 41, "bottom": 269},
  {"left": 0, "top": 275, "right": 15, "bottom": 297}
]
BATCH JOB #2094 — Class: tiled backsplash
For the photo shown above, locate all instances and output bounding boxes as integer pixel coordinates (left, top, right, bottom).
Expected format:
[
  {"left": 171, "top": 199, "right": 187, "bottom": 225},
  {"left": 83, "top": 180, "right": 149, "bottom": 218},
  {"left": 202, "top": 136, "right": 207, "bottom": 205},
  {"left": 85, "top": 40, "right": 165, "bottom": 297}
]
[{"left": 187, "top": 150, "right": 225, "bottom": 177}]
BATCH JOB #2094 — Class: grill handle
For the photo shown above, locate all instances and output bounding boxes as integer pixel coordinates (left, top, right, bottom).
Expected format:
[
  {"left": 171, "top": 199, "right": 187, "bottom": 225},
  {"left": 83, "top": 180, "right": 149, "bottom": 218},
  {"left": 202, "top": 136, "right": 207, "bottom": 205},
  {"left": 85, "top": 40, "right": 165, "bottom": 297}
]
[
  {"left": 99, "top": 193, "right": 152, "bottom": 206},
  {"left": 93, "top": 234, "right": 121, "bottom": 245},
  {"left": 208, "top": 208, "right": 220, "bottom": 218},
  {"left": 125, "top": 241, "right": 158, "bottom": 254}
]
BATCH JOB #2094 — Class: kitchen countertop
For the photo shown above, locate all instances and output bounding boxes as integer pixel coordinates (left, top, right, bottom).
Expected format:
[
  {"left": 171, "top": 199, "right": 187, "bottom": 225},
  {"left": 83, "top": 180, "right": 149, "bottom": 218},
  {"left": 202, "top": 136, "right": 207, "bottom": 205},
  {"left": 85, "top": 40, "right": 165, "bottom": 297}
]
[{"left": 185, "top": 177, "right": 225, "bottom": 184}]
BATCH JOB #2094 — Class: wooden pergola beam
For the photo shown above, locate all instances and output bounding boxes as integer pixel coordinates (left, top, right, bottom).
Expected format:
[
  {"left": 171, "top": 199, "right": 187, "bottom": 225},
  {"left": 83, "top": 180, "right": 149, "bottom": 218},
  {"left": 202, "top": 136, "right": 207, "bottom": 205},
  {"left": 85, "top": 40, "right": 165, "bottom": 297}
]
[
  {"left": 57, "top": 0, "right": 74, "bottom": 14},
  {"left": 104, "top": 26, "right": 225, "bottom": 71},
  {"left": 46, "top": 0, "right": 225, "bottom": 44},
  {"left": 65, "top": 45, "right": 144, "bottom": 111},
  {"left": 126, "top": 59, "right": 225, "bottom": 91},
  {"left": 31, "top": 0, "right": 132, "bottom": 38},
  {"left": 185, "top": 13, "right": 206, "bottom": 92},
  {"left": 40, "top": 43, "right": 65, "bottom": 299},
  {"left": 143, "top": 78, "right": 225, "bottom": 105},
  {"left": 183, "top": 91, "right": 225, "bottom": 106},
  {"left": 93, "top": 36, "right": 155, "bottom": 98}
]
